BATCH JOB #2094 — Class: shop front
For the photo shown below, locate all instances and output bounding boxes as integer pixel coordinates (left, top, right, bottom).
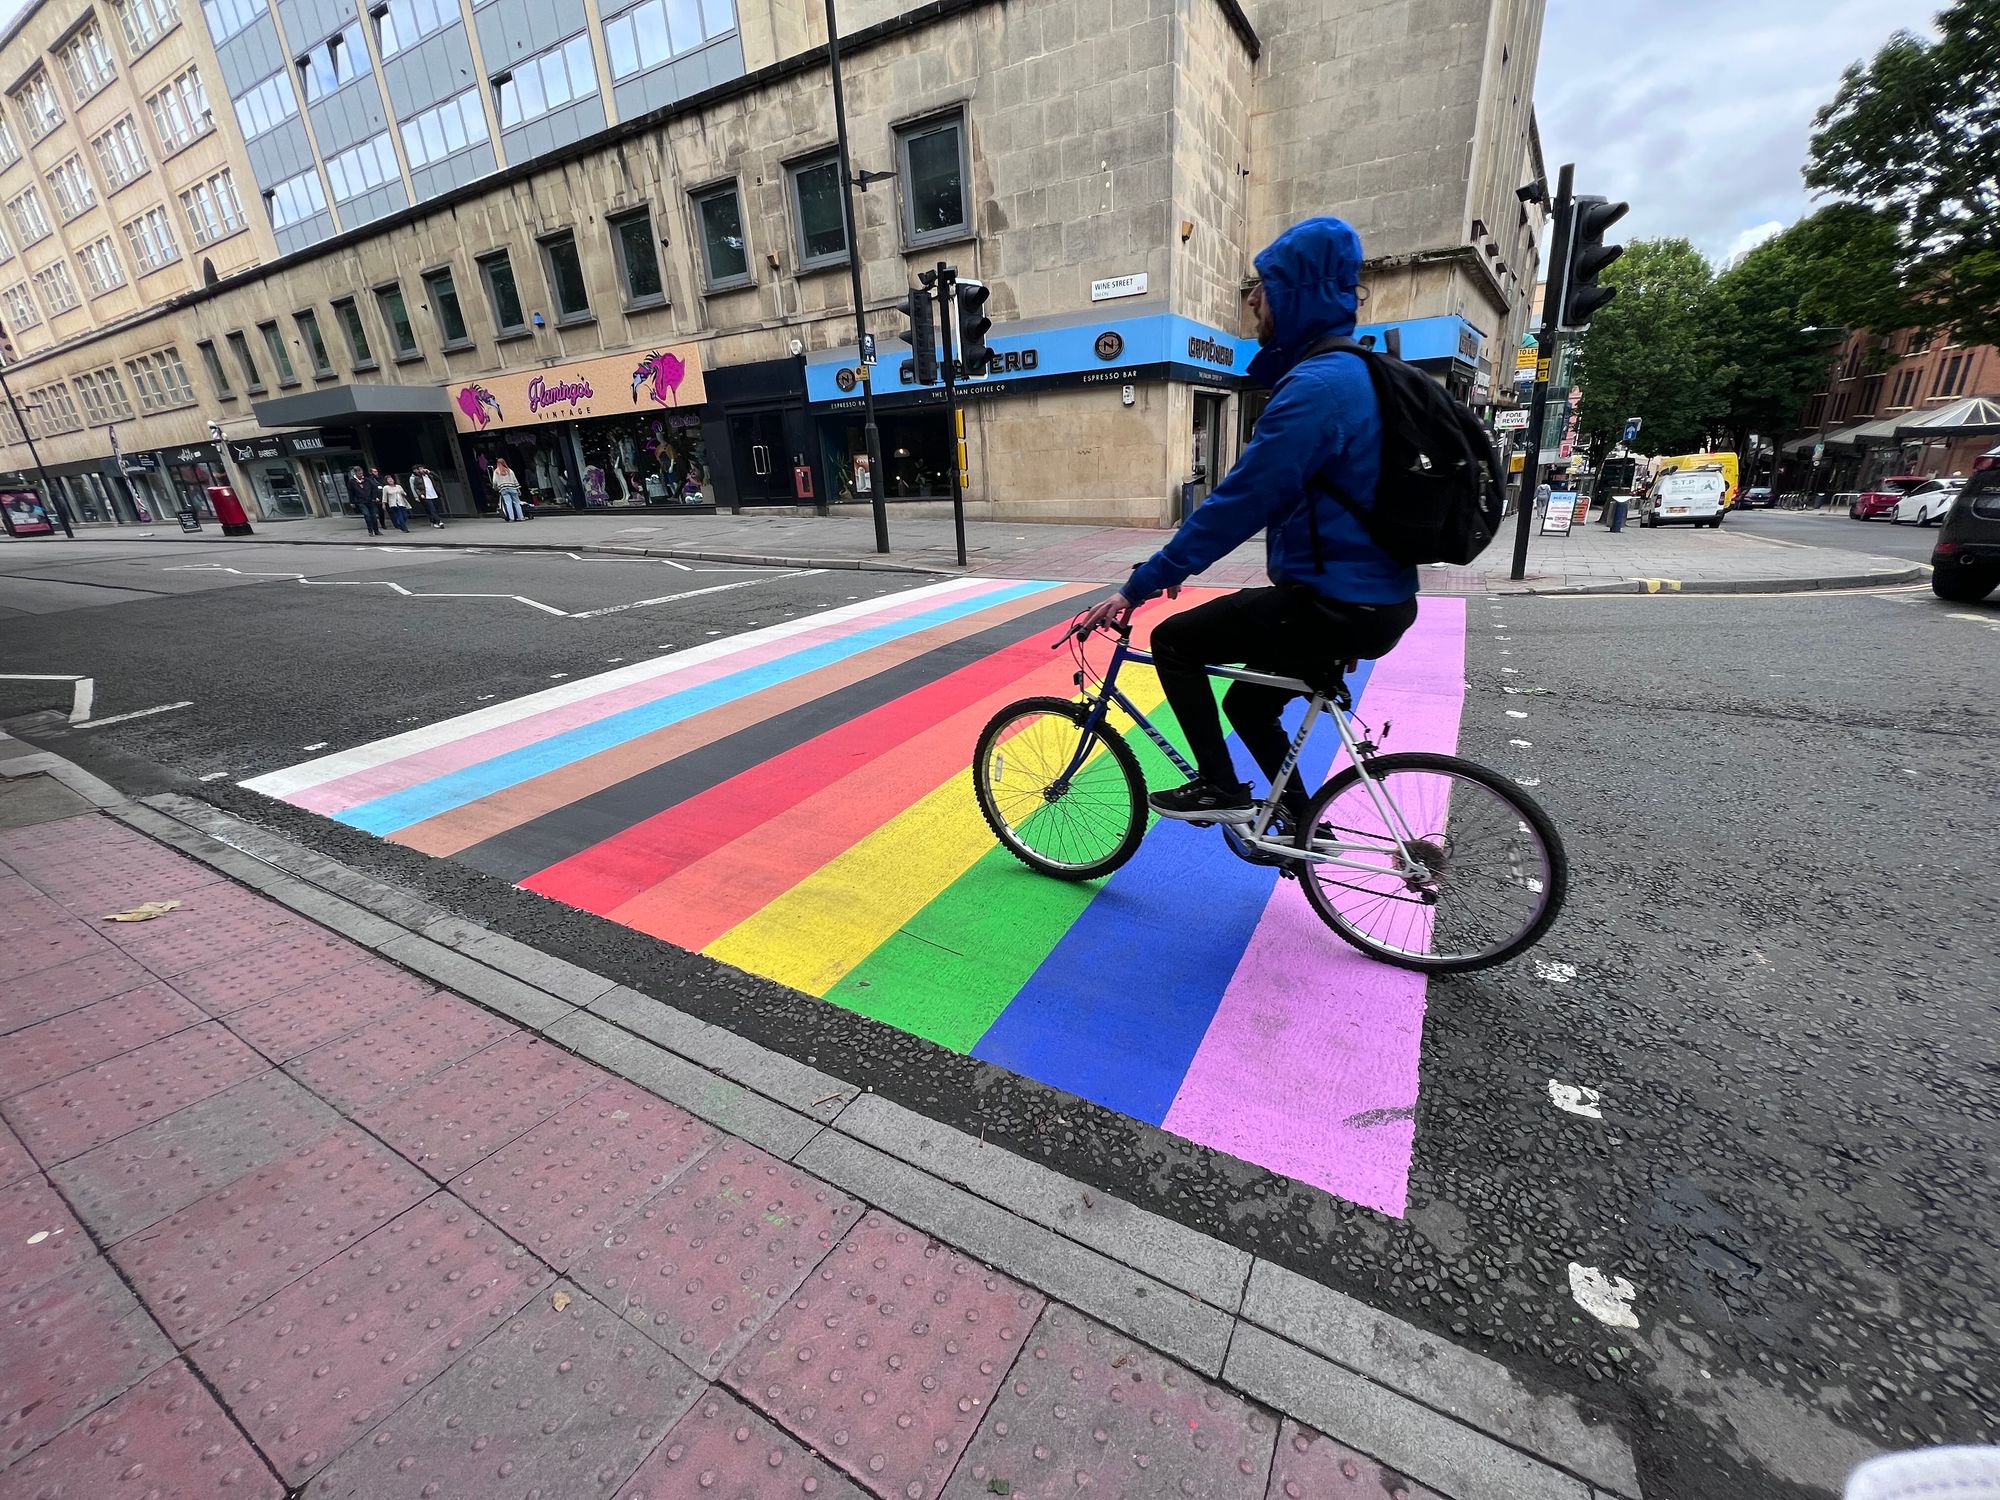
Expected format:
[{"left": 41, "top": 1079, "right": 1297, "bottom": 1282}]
[
  {"left": 252, "top": 385, "right": 469, "bottom": 517},
  {"left": 226, "top": 434, "right": 317, "bottom": 519}
]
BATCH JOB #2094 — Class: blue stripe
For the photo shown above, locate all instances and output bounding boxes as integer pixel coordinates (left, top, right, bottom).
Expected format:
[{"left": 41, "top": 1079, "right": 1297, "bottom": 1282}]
[
  {"left": 340, "top": 581, "right": 1058, "bottom": 836},
  {"left": 970, "top": 660, "right": 1376, "bottom": 1125}
]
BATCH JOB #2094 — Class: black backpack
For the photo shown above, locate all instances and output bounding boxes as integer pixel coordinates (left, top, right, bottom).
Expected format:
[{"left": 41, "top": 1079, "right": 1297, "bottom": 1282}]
[{"left": 1294, "top": 335, "right": 1505, "bottom": 567}]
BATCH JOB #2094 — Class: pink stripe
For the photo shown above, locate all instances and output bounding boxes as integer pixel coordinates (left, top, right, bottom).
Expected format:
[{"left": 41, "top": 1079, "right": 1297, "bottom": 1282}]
[
  {"left": 1160, "top": 597, "right": 1468, "bottom": 1216},
  {"left": 292, "top": 582, "right": 1014, "bottom": 816}
]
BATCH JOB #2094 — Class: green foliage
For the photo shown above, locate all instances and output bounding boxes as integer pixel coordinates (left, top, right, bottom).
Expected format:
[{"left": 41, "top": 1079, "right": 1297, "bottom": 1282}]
[{"left": 1572, "top": 239, "right": 1721, "bottom": 457}]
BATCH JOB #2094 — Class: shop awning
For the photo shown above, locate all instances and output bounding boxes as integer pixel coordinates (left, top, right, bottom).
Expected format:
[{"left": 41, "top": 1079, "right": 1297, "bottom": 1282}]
[
  {"left": 252, "top": 383, "right": 453, "bottom": 427},
  {"left": 1895, "top": 394, "right": 2000, "bottom": 438},
  {"left": 1780, "top": 433, "right": 1819, "bottom": 455},
  {"left": 1820, "top": 422, "right": 1873, "bottom": 451},
  {"left": 1847, "top": 413, "right": 1913, "bottom": 446}
]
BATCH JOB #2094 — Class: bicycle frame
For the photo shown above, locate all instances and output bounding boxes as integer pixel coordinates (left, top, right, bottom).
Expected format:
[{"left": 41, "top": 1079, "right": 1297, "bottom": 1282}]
[{"left": 1058, "top": 629, "right": 1428, "bottom": 878}]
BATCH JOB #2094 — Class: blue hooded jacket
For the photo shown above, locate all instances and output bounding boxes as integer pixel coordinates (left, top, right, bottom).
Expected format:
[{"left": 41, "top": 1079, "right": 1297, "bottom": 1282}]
[{"left": 1125, "top": 217, "right": 1416, "bottom": 606}]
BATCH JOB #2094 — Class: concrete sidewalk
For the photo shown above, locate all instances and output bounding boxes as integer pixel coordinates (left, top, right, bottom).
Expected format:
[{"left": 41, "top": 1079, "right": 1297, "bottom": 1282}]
[
  {"left": 0, "top": 742, "right": 1639, "bottom": 1500},
  {"left": 36, "top": 505, "right": 1923, "bottom": 595}
]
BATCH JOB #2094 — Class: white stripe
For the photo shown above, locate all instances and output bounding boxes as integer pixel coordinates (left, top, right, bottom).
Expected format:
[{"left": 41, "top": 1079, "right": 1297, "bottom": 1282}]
[
  {"left": 75, "top": 700, "right": 193, "bottom": 728},
  {"left": 238, "top": 576, "right": 998, "bottom": 798}
]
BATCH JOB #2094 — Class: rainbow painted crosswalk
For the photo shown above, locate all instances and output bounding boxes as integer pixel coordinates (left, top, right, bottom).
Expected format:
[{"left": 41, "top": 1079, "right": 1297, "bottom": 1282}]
[{"left": 245, "top": 578, "right": 1469, "bottom": 1215}]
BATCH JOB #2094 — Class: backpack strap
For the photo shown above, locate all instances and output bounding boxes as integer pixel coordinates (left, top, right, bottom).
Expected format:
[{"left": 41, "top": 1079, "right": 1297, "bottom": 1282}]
[{"left": 1279, "top": 335, "right": 1375, "bottom": 564}]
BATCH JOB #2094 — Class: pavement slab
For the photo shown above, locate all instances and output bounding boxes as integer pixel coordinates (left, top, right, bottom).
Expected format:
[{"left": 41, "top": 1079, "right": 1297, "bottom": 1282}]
[
  {"left": 0, "top": 1171, "right": 95, "bottom": 1300},
  {"left": 186, "top": 1192, "right": 546, "bottom": 1487},
  {"left": 571, "top": 1134, "right": 863, "bottom": 1377},
  {"left": 161, "top": 930, "right": 375, "bottom": 1017},
  {"left": 0, "top": 984, "right": 206, "bottom": 1097},
  {"left": 284, "top": 991, "right": 514, "bottom": 1109},
  {"left": 0, "top": 947, "right": 156, "bottom": 1034},
  {"left": 0, "top": 1118, "right": 34, "bottom": 1189},
  {"left": 727, "top": 1211, "right": 1044, "bottom": 1500},
  {"left": 618, "top": 1385, "right": 870, "bottom": 1500},
  {"left": 221, "top": 959, "right": 437, "bottom": 1062},
  {"left": 1264, "top": 1419, "right": 1444, "bottom": 1500},
  {"left": 87, "top": 891, "right": 310, "bottom": 979},
  {"left": 0, "top": 913, "right": 113, "bottom": 985}
]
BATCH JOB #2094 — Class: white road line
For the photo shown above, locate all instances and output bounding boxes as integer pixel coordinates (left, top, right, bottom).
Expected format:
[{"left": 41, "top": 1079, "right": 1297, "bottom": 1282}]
[
  {"left": 566, "top": 573, "right": 818, "bottom": 620},
  {"left": 1568, "top": 1263, "right": 1640, "bottom": 1329},
  {"left": 1533, "top": 959, "right": 1577, "bottom": 983},
  {"left": 302, "top": 742, "right": 329, "bottom": 751},
  {"left": 199, "top": 771, "right": 230, "bottom": 782},
  {"left": 1509, "top": 738, "right": 1533, "bottom": 748},
  {"left": 661, "top": 558, "right": 693, "bottom": 570},
  {"left": 1548, "top": 1081, "right": 1603, "bottom": 1118},
  {"left": 0, "top": 673, "right": 93, "bottom": 722},
  {"left": 1506, "top": 709, "right": 1529, "bottom": 718},
  {"left": 74, "top": 700, "right": 193, "bottom": 729}
]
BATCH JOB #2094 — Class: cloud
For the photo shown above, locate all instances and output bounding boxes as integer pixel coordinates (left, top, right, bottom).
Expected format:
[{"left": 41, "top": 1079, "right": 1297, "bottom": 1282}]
[{"left": 1722, "top": 221, "right": 1785, "bottom": 264}]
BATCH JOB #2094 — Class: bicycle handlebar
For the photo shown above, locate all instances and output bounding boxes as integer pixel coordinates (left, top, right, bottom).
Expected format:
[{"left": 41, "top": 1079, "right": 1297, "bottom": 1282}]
[{"left": 1053, "top": 615, "right": 1133, "bottom": 649}]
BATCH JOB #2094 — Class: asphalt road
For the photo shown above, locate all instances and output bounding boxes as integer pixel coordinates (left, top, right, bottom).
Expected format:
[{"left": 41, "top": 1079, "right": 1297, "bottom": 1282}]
[
  {"left": 1728, "top": 507, "right": 1943, "bottom": 563},
  {"left": 4, "top": 542, "right": 1996, "bottom": 1499}
]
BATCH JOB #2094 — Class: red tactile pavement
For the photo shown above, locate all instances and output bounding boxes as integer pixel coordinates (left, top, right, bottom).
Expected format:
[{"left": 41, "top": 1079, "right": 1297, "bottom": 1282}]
[
  {"left": 620, "top": 1385, "right": 869, "bottom": 1500},
  {"left": 89, "top": 893, "right": 308, "bottom": 979},
  {"left": 0, "top": 1118, "right": 35, "bottom": 1189},
  {"left": 187, "top": 1192, "right": 545, "bottom": 1486},
  {"left": 308, "top": 1284, "right": 704, "bottom": 1500},
  {"left": 729, "top": 1212, "right": 1044, "bottom": 1500},
  {"left": 51, "top": 1071, "right": 342, "bottom": 1244},
  {"left": 1, "top": 1358, "right": 285, "bottom": 1500},
  {"left": 0, "top": 1172, "right": 94, "bottom": 1301},
  {"left": 223, "top": 961, "right": 435, "bottom": 1063},
  {"left": 941, "top": 1303, "right": 1277, "bottom": 1500},
  {"left": 574, "top": 1136, "right": 861, "bottom": 1378},
  {"left": 162, "top": 929, "right": 373, "bottom": 1018},
  {"left": 0, "top": 985, "right": 206, "bottom": 1097},
  {"left": 1264, "top": 1420, "right": 1442, "bottom": 1499},
  {"left": 110, "top": 1126, "right": 433, "bottom": 1346},
  {"left": 0, "top": 947, "right": 156, "bottom": 1034},
  {"left": 284, "top": 992, "right": 513, "bottom": 1110},
  {"left": 0, "top": 915, "right": 113, "bottom": 985},
  {"left": 0, "top": 1259, "right": 175, "bottom": 1468},
  {"left": 453, "top": 1081, "right": 720, "bottom": 1269},
  {"left": 3, "top": 1022, "right": 270, "bottom": 1167},
  {"left": 355, "top": 1032, "right": 603, "bottom": 1180}
]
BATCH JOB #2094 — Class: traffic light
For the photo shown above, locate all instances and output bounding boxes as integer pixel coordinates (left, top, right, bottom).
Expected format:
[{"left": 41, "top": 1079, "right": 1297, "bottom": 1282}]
[
  {"left": 1561, "top": 196, "right": 1628, "bottom": 329},
  {"left": 899, "top": 279, "right": 938, "bottom": 384},
  {"left": 953, "top": 280, "right": 993, "bottom": 378}
]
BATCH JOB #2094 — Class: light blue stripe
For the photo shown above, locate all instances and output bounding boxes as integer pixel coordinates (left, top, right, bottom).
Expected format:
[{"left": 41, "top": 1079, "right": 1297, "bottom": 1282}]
[{"left": 342, "top": 581, "right": 1058, "bottom": 836}]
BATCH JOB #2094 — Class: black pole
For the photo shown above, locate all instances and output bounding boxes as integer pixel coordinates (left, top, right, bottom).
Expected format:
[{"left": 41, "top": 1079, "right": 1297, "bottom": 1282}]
[
  {"left": 0, "top": 367, "right": 72, "bottom": 538},
  {"left": 935, "top": 261, "right": 968, "bottom": 568},
  {"left": 1510, "top": 163, "right": 1574, "bottom": 581},
  {"left": 822, "top": 0, "right": 889, "bottom": 554}
]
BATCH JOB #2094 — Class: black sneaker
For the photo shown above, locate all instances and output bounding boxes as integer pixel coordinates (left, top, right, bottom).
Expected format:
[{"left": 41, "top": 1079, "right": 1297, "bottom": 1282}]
[{"left": 1149, "top": 778, "right": 1256, "bottom": 824}]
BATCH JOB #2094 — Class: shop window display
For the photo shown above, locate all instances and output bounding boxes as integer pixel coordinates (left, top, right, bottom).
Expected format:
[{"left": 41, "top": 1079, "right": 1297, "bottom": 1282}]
[{"left": 466, "top": 411, "right": 710, "bottom": 512}]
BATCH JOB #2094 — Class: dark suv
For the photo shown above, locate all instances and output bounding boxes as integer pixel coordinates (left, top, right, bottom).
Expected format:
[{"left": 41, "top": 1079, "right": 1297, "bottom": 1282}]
[{"left": 1931, "top": 453, "right": 2000, "bottom": 602}]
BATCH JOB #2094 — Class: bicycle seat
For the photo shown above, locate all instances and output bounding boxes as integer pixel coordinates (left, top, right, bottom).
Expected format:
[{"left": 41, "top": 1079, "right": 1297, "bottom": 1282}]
[{"left": 1302, "top": 659, "right": 1360, "bottom": 706}]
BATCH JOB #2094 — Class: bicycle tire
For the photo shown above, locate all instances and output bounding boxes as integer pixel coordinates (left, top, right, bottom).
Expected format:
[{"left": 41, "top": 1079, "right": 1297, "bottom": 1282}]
[
  {"left": 1295, "top": 751, "right": 1567, "bottom": 972},
  {"left": 973, "top": 696, "right": 1147, "bottom": 881}
]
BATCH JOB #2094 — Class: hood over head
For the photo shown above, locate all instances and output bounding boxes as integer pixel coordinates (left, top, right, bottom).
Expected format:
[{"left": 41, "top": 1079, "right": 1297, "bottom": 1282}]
[{"left": 1250, "top": 216, "right": 1364, "bottom": 380}]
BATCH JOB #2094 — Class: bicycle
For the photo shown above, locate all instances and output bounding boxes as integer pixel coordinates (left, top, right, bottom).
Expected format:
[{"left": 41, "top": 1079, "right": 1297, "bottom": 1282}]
[{"left": 971, "top": 614, "right": 1568, "bottom": 973}]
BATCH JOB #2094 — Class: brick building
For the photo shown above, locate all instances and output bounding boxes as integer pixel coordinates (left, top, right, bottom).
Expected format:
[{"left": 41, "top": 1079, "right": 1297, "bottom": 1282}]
[{"left": 1783, "top": 326, "right": 1999, "bottom": 493}]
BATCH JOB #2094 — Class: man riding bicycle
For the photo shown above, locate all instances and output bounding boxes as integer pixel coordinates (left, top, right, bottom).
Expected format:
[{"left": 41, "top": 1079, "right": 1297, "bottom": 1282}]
[{"left": 1078, "top": 215, "right": 1418, "bottom": 829}]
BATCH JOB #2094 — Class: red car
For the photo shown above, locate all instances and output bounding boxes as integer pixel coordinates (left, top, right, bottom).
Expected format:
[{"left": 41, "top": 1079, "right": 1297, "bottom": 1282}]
[{"left": 1850, "top": 475, "right": 1927, "bottom": 520}]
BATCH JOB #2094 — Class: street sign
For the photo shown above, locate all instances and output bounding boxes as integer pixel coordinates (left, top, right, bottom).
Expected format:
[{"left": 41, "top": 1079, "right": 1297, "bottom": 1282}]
[
  {"left": 1623, "top": 417, "right": 1642, "bottom": 443},
  {"left": 1536, "top": 358, "right": 1552, "bottom": 381},
  {"left": 859, "top": 333, "right": 877, "bottom": 366},
  {"left": 1090, "top": 273, "right": 1148, "bottom": 302},
  {"left": 1495, "top": 409, "right": 1530, "bottom": 430},
  {"left": 1812, "top": 442, "right": 1825, "bottom": 464}
]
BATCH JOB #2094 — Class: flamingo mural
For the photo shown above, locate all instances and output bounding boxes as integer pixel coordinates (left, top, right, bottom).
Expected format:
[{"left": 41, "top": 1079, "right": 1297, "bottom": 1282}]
[
  {"left": 631, "top": 350, "right": 688, "bottom": 407},
  {"left": 456, "top": 384, "right": 503, "bottom": 428}
]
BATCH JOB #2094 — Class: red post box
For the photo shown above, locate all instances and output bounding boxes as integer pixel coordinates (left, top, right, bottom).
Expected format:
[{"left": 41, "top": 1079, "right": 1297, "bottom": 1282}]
[{"left": 206, "top": 484, "right": 254, "bottom": 537}]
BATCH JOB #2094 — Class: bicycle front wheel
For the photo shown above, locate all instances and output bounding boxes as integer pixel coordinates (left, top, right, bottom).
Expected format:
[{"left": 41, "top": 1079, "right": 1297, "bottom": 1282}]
[
  {"left": 974, "top": 696, "right": 1147, "bottom": 881},
  {"left": 1295, "top": 751, "right": 1566, "bottom": 972}
]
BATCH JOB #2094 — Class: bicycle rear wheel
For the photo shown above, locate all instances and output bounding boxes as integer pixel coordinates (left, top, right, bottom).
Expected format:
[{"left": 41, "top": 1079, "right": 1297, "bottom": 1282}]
[
  {"left": 1295, "top": 751, "right": 1565, "bottom": 972},
  {"left": 974, "top": 696, "right": 1146, "bottom": 881}
]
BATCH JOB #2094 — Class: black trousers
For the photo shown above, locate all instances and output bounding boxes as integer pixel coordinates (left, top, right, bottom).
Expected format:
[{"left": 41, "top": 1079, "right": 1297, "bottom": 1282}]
[{"left": 1150, "top": 586, "right": 1418, "bottom": 808}]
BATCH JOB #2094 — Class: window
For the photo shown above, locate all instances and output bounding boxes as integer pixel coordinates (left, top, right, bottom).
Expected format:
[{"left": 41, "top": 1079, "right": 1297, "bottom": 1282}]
[
  {"left": 257, "top": 320, "right": 296, "bottom": 383},
  {"left": 478, "top": 249, "right": 524, "bottom": 334},
  {"left": 0, "top": 223, "right": 10, "bottom": 263},
  {"left": 421, "top": 266, "right": 469, "bottom": 345},
  {"left": 1933, "top": 355, "right": 1961, "bottom": 397},
  {"left": 7, "top": 188, "right": 52, "bottom": 246},
  {"left": 15, "top": 70, "right": 63, "bottom": 141},
  {"left": 25, "top": 382, "right": 81, "bottom": 435},
  {"left": 148, "top": 66, "right": 213, "bottom": 151},
  {"left": 113, "top": 0, "right": 180, "bottom": 55},
  {"left": 603, "top": 0, "right": 735, "bottom": 81},
  {"left": 126, "top": 346, "right": 195, "bottom": 410},
  {"left": 293, "top": 309, "right": 331, "bottom": 374},
  {"left": 232, "top": 71, "right": 297, "bottom": 139},
  {"left": 3, "top": 282, "right": 40, "bottom": 329},
  {"left": 375, "top": 281, "right": 419, "bottom": 356},
  {"left": 74, "top": 366, "right": 135, "bottom": 423},
  {"left": 897, "top": 113, "right": 969, "bottom": 245},
  {"left": 92, "top": 118, "right": 149, "bottom": 189},
  {"left": 1948, "top": 356, "right": 1971, "bottom": 398},
  {"left": 197, "top": 338, "right": 231, "bottom": 396},
  {"left": 264, "top": 167, "right": 326, "bottom": 230},
  {"left": 46, "top": 157, "right": 96, "bottom": 221},
  {"left": 0, "top": 116, "right": 16, "bottom": 167},
  {"left": 200, "top": 0, "right": 265, "bottom": 45},
  {"left": 180, "top": 170, "right": 245, "bottom": 245},
  {"left": 539, "top": 231, "right": 590, "bottom": 322},
  {"left": 610, "top": 209, "right": 663, "bottom": 306},
  {"left": 493, "top": 34, "right": 596, "bottom": 130},
  {"left": 225, "top": 329, "right": 261, "bottom": 391},
  {"left": 399, "top": 89, "right": 487, "bottom": 170},
  {"left": 693, "top": 182, "right": 749, "bottom": 288},
  {"left": 77, "top": 236, "right": 125, "bottom": 295},
  {"left": 787, "top": 153, "right": 846, "bottom": 269},
  {"left": 122, "top": 205, "right": 178, "bottom": 270},
  {"left": 32, "top": 261, "right": 80, "bottom": 315},
  {"left": 297, "top": 22, "right": 365, "bottom": 103},
  {"left": 377, "top": 0, "right": 457, "bottom": 57},
  {"left": 323, "top": 132, "right": 399, "bottom": 202},
  {"left": 56, "top": 23, "right": 118, "bottom": 103},
  {"left": 332, "top": 295, "right": 373, "bottom": 366}
]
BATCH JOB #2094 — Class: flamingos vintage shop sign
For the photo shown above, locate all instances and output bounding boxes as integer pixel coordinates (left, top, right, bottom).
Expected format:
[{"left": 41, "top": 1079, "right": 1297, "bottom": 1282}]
[{"left": 448, "top": 344, "right": 708, "bottom": 433}]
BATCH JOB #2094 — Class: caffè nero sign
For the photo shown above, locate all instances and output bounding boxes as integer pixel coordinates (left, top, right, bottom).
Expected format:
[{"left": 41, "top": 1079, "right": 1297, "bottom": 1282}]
[{"left": 898, "top": 347, "right": 1041, "bottom": 385}]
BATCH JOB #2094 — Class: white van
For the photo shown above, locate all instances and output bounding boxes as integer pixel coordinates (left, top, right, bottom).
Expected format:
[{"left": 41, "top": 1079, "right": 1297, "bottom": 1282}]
[{"left": 1641, "top": 471, "right": 1729, "bottom": 529}]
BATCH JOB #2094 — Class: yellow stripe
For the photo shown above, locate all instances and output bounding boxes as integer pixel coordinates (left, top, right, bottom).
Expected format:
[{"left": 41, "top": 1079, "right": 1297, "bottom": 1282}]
[{"left": 705, "top": 670, "right": 1167, "bottom": 997}]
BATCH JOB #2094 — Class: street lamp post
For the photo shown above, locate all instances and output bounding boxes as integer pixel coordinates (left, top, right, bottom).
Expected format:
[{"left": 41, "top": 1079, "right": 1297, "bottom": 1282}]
[{"left": 0, "top": 371, "right": 72, "bottom": 538}]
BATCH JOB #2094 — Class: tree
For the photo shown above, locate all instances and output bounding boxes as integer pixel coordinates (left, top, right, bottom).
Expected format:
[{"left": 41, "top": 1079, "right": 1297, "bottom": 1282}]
[
  {"left": 1572, "top": 239, "right": 1721, "bottom": 460},
  {"left": 1806, "top": 0, "right": 2000, "bottom": 346}
]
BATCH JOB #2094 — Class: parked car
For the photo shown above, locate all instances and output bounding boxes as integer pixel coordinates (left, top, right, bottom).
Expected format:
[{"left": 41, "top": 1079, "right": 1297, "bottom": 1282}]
[
  {"left": 1850, "top": 475, "right": 1926, "bottom": 520},
  {"left": 1931, "top": 462, "right": 2000, "bottom": 602},
  {"left": 1892, "top": 477, "right": 1964, "bottom": 527},
  {"left": 1640, "top": 471, "right": 1729, "bottom": 528},
  {"left": 1739, "top": 486, "right": 1775, "bottom": 509}
]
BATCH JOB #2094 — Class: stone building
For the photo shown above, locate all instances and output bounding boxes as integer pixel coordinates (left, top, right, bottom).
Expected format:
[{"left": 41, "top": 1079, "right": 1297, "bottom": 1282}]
[{"left": 0, "top": 0, "right": 1548, "bottom": 529}]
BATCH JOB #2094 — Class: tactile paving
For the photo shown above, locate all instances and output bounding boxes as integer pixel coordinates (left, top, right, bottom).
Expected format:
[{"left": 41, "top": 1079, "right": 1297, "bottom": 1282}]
[
  {"left": 1, "top": 1358, "right": 285, "bottom": 1500},
  {"left": 0, "top": 984, "right": 206, "bottom": 1098},
  {"left": 0, "top": 1259, "right": 175, "bottom": 1469},
  {"left": 187, "top": 1192, "right": 545, "bottom": 1486},
  {"left": 163, "top": 930, "right": 373, "bottom": 1018},
  {"left": 0, "top": 1171, "right": 93, "bottom": 1301},
  {"left": 285, "top": 992, "right": 514, "bottom": 1110},
  {"left": 729, "top": 1212, "right": 1043, "bottom": 1500},
  {"left": 0, "top": 947, "right": 156, "bottom": 1034},
  {"left": 620, "top": 1384, "right": 870, "bottom": 1500},
  {"left": 941, "top": 1302, "right": 1277, "bottom": 1500},
  {"left": 111, "top": 1126, "right": 432, "bottom": 1346},
  {"left": 51, "top": 1070, "right": 342, "bottom": 1243},
  {"left": 573, "top": 1136, "right": 860, "bottom": 1377},
  {"left": 224, "top": 960, "right": 436, "bottom": 1063},
  {"left": 356, "top": 1032, "right": 603, "bottom": 1180},
  {"left": 453, "top": 1082, "right": 720, "bottom": 1270},
  {"left": 0, "top": 813, "right": 141, "bottom": 861},
  {"left": 0, "top": 916, "right": 113, "bottom": 986},
  {"left": 9, "top": 846, "right": 227, "bottom": 919},
  {"left": 0, "top": 875, "right": 71, "bottom": 938},
  {"left": 307, "top": 1283, "right": 704, "bottom": 1500},
  {"left": 90, "top": 894, "right": 308, "bottom": 979},
  {"left": 1263, "top": 1420, "right": 1443, "bottom": 1499},
  {"left": 3, "top": 1022, "right": 269, "bottom": 1168},
  {"left": 0, "top": 1117, "right": 34, "bottom": 1189}
]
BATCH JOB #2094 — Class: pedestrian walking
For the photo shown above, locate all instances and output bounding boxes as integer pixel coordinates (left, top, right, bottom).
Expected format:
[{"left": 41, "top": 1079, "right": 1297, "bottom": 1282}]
[
  {"left": 410, "top": 465, "right": 445, "bottom": 527},
  {"left": 346, "top": 465, "right": 381, "bottom": 536},
  {"left": 492, "top": 458, "right": 526, "bottom": 521},
  {"left": 381, "top": 473, "right": 412, "bottom": 532},
  {"left": 364, "top": 467, "right": 388, "bottom": 536}
]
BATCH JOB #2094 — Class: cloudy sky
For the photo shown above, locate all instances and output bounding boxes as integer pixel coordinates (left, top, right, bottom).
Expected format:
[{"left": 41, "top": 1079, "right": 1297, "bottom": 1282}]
[{"left": 1537, "top": 0, "right": 1941, "bottom": 265}]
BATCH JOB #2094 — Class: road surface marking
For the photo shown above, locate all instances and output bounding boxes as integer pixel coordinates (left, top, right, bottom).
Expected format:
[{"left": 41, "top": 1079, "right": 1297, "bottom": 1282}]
[
  {"left": 1509, "top": 738, "right": 1533, "bottom": 748},
  {"left": 158, "top": 564, "right": 800, "bottom": 619},
  {"left": 1548, "top": 1081, "right": 1603, "bottom": 1118},
  {"left": 1533, "top": 959, "right": 1577, "bottom": 983},
  {"left": 302, "top": 741, "right": 329, "bottom": 751},
  {"left": 1568, "top": 1263, "right": 1640, "bottom": 1328},
  {"left": 0, "top": 673, "right": 93, "bottom": 722},
  {"left": 74, "top": 700, "right": 193, "bottom": 728},
  {"left": 1506, "top": 709, "right": 1528, "bottom": 718},
  {"left": 199, "top": 771, "right": 230, "bottom": 782}
]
